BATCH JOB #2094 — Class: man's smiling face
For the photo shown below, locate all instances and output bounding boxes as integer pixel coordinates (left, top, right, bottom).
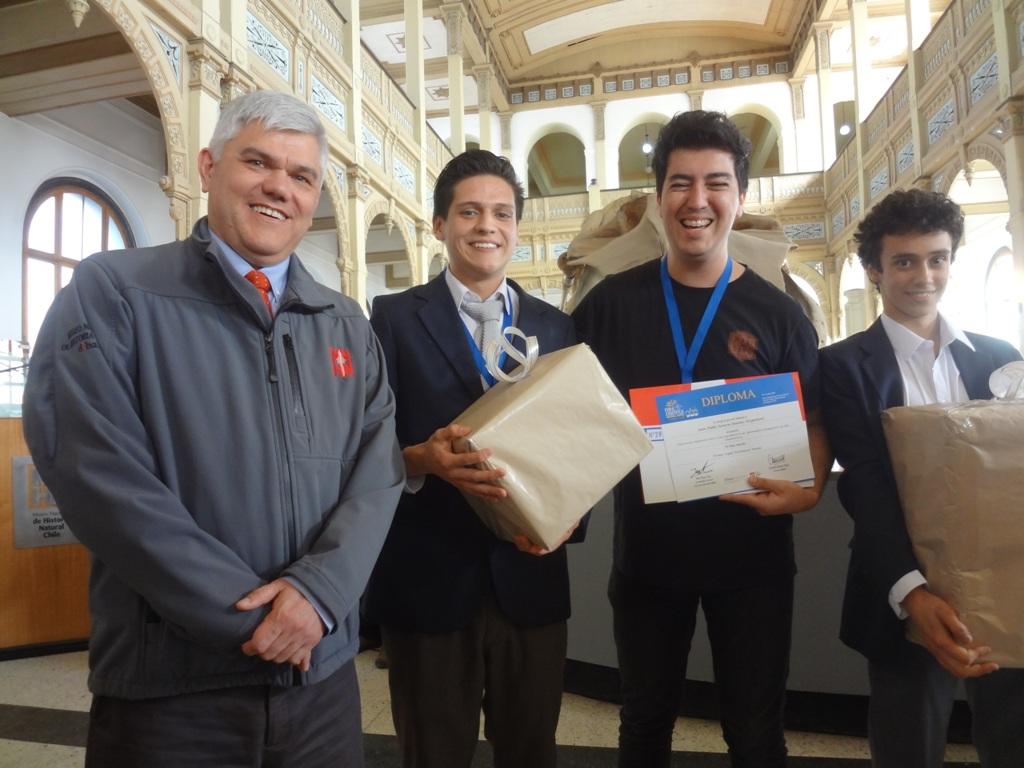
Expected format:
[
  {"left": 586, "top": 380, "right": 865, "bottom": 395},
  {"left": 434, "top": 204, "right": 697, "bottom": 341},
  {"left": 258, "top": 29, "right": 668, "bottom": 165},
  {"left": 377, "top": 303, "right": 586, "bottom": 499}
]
[
  {"left": 432, "top": 173, "right": 518, "bottom": 295},
  {"left": 658, "top": 147, "right": 744, "bottom": 269},
  {"left": 198, "top": 120, "right": 322, "bottom": 267}
]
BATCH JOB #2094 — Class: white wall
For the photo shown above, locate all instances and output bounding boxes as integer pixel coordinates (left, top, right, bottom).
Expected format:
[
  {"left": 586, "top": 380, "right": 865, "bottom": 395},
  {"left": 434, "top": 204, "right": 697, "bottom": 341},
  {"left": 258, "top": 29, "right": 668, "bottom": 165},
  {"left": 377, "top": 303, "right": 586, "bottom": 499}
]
[{"left": 0, "top": 100, "right": 173, "bottom": 341}]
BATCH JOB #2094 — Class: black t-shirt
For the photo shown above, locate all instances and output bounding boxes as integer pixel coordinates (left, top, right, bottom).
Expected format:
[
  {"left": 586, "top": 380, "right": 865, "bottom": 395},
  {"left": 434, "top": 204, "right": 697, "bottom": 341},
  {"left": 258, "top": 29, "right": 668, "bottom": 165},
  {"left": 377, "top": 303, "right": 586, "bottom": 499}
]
[{"left": 574, "top": 258, "right": 820, "bottom": 591}]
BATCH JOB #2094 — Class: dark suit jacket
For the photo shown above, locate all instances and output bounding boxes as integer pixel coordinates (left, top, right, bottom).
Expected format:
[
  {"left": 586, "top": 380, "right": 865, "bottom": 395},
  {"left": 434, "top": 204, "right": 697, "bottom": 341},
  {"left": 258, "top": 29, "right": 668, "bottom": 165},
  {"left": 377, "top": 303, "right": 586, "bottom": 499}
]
[
  {"left": 820, "top": 319, "right": 1021, "bottom": 661},
  {"left": 363, "top": 273, "right": 579, "bottom": 633}
]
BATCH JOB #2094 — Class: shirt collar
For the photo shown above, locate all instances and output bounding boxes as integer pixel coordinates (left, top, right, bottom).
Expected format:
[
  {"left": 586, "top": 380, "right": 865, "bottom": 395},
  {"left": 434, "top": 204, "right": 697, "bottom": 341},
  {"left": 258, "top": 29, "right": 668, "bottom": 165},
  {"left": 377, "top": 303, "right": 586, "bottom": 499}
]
[
  {"left": 211, "top": 231, "right": 291, "bottom": 300},
  {"left": 879, "top": 311, "right": 975, "bottom": 360},
  {"left": 444, "top": 267, "right": 511, "bottom": 310}
]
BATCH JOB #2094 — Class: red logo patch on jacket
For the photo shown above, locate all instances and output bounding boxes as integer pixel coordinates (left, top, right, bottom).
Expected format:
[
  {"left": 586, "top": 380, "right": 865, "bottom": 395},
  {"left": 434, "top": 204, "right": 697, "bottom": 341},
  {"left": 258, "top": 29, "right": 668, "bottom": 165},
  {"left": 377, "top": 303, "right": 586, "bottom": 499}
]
[{"left": 330, "top": 347, "right": 354, "bottom": 378}]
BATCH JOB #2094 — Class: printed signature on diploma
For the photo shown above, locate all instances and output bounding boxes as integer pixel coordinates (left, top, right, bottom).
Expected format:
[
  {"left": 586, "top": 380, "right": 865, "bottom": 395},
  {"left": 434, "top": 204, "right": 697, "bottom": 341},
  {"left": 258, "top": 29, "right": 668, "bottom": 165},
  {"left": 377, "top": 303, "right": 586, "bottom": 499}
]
[
  {"left": 768, "top": 453, "right": 786, "bottom": 466},
  {"left": 690, "top": 460, "right": 713, "bottom": 479}
]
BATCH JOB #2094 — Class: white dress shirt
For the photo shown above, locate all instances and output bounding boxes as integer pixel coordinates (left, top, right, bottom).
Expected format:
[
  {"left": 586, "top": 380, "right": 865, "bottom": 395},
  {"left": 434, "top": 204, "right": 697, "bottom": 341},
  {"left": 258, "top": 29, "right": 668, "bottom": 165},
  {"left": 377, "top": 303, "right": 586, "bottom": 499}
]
[
  {"left": 879, "top": 312, "right": 974, "bottom": 618},
  {"left": 444, "top": 267, "right": 519, "bottom": 349}
]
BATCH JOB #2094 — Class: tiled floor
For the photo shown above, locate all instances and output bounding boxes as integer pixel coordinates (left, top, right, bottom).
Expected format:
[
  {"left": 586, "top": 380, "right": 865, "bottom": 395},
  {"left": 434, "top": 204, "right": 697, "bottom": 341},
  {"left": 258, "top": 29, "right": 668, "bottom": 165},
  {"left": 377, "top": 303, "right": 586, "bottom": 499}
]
[{"left": 0, "top": 650, "right": 981, "bottom": 767}]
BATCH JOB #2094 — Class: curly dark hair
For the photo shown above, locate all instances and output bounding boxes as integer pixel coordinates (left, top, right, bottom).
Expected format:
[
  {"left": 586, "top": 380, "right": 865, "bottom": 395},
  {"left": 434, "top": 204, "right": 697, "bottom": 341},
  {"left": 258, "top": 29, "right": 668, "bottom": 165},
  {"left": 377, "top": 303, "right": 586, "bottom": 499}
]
[
  {"left": 653, "top": 110, "right": 752, "bottom": 194},
  {"left": 855, "top": 188, "right": 963, "bottom": 272},
  {"left": 433, "top": 149, "right": 525, "bottom": 222}
]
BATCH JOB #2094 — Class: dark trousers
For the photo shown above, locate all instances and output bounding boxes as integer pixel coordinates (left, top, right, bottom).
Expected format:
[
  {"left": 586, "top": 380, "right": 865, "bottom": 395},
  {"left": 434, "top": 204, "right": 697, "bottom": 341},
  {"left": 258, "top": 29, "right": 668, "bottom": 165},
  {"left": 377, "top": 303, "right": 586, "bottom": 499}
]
[
  {"left": 869, "top": 643, "right": 1024, "bottom": 768},
  {"left": 610, "top": 568, "right": 794, "bottom": 768},
  {"left": 85, "top": 660, "right": 362, "bottom": 768},
  {"left": 382, "top": 594, "right": 567, "bottom": 768}
]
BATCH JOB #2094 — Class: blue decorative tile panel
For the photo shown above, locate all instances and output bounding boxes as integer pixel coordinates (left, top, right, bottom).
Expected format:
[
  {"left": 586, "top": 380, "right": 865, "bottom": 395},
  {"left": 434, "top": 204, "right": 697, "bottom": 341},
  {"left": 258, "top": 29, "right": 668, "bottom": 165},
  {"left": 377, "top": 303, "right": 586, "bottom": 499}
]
[
  {"left": 970, "top": 53, "right": 998, "bottom": 105},
  {"left": 832, "top": 209, "right": 846, "bottom": 235},
  {"left": 896, "top": 142, "right": 914, "bottom": 174},
  {"left": 927, "top": 99, "right": 955, "bottom": 144},
  {"left": 512, "top": 245, "right": 533, "bottom": 263},
  {"left": 783, "top": 221, "right": 825, "bottom": 241},
  {"left": 150, "top": 22, "right": 182, "bottom": 85},
  {"left": 393, "top": 157, "right": 415, "bottom": 194},
  {"left": 361, "top": 125, "right": 383, "bottom": 165},
  {"left": 312, "top": 75, "right": 345, "bottom": 131},
  {"left": 246, "top": 12, "right": 290, "bottom": 81},
  {"left": 870, "top": 167, "right": 890, "bottom": 200}
]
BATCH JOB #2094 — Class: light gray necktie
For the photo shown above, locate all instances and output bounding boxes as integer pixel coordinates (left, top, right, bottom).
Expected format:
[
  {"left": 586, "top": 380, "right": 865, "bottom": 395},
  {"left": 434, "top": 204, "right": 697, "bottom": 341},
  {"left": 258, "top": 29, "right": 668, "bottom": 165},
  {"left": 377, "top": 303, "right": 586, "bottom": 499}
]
[{"left": 462, "top": 293, "right": 505, "bottom": 353}]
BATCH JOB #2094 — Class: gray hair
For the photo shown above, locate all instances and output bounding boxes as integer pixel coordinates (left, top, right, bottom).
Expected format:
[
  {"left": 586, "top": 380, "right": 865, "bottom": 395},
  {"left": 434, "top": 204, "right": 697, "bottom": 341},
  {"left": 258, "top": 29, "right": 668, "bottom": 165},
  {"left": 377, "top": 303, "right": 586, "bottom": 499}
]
[{"left": 208, "top": 90, "right": 328, "bottom": 184}]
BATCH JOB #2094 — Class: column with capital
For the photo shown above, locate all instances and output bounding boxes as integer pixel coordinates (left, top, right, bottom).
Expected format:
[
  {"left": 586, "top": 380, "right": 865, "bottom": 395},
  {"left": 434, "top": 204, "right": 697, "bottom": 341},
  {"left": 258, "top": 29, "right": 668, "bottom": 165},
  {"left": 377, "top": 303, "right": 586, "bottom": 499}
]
[
  {"left": 473, "top": 65, "right": 494, "bottom": 152},
  {"left": 902, "top": 0, "right": 928, "bottom": 180},
  {"left": 345, "top": 168, "right": 371, "bottom": 307},
  {"left": 441, "top": 3, "right": 466, "bottom": 154},
  {"left": 499, "top": 111, "right": 512, "bottom": 158},
  {"left": 186, "top": 42, "right": 227, "bottom": 238},
  {"left": 813, "top": 24, "right": 837, "bottom": 169},
  {"left": 404, "top": 0, "right": 429, "bottom": 219},
  {"left": 591, "top": 102, "right": 607, "bottom": 210},
  {"left": 340, "top": 0, "right": 363, "bottom": 165},
  {"left": 847, "top": 0, "right": 870, "bottom": 226}
]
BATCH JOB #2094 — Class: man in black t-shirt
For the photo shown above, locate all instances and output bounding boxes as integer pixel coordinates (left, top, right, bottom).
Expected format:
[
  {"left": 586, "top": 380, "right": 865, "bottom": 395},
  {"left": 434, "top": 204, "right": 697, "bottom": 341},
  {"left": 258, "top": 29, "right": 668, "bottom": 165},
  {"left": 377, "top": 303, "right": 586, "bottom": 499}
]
[{"left": 573, "top": 110, "right": 830, "bottom": 768}]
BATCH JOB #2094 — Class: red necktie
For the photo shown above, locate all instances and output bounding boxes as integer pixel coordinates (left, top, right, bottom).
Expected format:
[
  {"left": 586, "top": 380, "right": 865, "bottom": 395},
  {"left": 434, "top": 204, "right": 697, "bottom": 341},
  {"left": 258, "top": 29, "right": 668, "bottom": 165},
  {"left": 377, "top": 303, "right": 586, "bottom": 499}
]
[{"left": 245, "top": 269, "right": 273, "bottom": 318}]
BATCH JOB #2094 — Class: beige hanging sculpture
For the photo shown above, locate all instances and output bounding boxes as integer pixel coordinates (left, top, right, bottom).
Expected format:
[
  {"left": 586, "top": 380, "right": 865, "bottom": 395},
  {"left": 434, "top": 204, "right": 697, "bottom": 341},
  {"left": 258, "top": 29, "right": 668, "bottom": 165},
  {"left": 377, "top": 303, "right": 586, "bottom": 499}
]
[{"left": 558, "top": 191, "right": 827, "bottom": 344}]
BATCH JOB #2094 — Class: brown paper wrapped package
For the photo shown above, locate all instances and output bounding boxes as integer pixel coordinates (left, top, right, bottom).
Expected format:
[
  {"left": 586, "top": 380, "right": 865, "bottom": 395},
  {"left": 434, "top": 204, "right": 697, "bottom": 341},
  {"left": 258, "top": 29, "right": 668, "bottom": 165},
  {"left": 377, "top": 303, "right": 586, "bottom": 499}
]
[
  {"left": 453, "top": 343, "right": 652, "bottom": 550},
  {"left": 882, "top": 400, "right": 1024, "bottom": 667}
]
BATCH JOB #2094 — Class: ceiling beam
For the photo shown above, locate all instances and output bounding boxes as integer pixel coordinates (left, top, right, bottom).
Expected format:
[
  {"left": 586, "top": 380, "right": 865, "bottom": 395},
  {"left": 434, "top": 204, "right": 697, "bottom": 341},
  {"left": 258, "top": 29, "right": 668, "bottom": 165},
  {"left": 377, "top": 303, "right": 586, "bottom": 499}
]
[{"left": 0, "top": 53, "right": 150, "bottom": 116}]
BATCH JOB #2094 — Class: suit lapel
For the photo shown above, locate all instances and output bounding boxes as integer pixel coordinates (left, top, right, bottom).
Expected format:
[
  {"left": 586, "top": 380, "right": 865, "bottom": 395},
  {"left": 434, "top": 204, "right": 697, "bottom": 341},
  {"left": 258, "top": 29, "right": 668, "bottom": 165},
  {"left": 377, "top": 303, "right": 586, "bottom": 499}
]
[
  {"left": 416, "top": 275, "right": 485, "bottom": 399},
  {"left": 950, "top": 338, "right": 992, "bottom": 400},
  {"left": 860, "top": 320, "right": 904, "bottom": 410}
]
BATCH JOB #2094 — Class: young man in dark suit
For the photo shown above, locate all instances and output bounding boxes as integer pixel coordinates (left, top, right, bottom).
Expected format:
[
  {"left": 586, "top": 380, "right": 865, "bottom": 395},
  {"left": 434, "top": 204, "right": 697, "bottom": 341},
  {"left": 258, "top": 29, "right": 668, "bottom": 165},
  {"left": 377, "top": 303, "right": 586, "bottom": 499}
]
[
  {"left": 364, "top": 150, "right": 579, "bottom": 768},
  {"left": 820, "top": 188, "right": 1024, "bottom": 767}
]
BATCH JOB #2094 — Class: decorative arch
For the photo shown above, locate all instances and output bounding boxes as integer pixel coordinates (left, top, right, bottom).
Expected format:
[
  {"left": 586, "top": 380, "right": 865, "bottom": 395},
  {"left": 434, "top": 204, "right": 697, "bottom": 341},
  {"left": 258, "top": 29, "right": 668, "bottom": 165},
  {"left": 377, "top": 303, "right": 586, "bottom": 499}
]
[
  {"left": 321, "top": 163, "right": 350, "bottom": 292},
  {"left": 727, "top": 102, "right": 785, "bottom": 174},
  {"left": 787, "top": 261, "right": 828, "bottom": 308},
  {"left": 364, "top": 196, "right": 392, "bottom": 232},
  {"left": 931, "top": 158, "right": 963, "bottom": 196},
  {"left": 522, "top": 122, "right": 587, "bottom": 159},
  {"left": 87, "top": 0, "right": 190, "bottom": 223},
  {"left": 608, "top": 111, "right": 673, "bottom": 155},
  {"left": 393, "top": 212, "right": 418, "bottom": 275},
  {"left": 966, "top": 137, "right": 1008, "bottom": 187}
]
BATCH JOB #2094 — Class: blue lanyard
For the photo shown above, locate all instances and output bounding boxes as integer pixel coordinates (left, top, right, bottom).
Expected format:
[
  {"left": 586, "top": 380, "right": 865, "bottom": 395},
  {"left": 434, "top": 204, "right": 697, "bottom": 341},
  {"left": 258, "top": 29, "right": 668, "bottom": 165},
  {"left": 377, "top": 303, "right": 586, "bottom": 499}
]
[
  {"left": 660, "top": 256, "right": 732, "bottom": 384},
  {"left": 461, "top": 304, "right": 513, "bottom": 387}
]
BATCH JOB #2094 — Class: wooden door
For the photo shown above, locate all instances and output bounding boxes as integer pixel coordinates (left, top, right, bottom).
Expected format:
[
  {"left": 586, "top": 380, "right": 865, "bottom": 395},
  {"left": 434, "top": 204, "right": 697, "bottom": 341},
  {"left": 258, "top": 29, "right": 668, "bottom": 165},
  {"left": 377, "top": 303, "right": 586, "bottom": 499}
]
[{"left": 0, "top": 418, "right": 90, "bottom": 651}]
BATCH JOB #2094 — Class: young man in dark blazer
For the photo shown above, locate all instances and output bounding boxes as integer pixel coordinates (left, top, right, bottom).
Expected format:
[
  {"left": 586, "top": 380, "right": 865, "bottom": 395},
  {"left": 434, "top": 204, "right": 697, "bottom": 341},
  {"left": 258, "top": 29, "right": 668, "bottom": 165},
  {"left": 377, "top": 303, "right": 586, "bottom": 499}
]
[
  {"left": 820, "top": 188, "right": 1024, "bottom": 767},
  {"left": 364, "top": 150, "right": 580, "bottom": 768}
]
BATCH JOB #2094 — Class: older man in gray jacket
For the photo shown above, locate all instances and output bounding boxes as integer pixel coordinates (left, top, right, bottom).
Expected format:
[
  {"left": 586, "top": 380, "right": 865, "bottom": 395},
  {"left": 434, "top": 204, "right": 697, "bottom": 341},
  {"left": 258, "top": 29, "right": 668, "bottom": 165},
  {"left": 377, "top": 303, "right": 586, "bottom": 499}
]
[{"left": 22, "top": 90, "right": 403, "bottom": 767}]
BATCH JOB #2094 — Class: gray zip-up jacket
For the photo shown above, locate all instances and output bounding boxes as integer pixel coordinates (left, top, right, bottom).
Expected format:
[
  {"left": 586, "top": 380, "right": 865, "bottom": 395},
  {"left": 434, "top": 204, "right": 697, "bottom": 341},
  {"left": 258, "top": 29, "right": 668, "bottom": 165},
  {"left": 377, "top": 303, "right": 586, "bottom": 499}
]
[{"left": 23, "top": 218, "right": 404, "bottom": 699}]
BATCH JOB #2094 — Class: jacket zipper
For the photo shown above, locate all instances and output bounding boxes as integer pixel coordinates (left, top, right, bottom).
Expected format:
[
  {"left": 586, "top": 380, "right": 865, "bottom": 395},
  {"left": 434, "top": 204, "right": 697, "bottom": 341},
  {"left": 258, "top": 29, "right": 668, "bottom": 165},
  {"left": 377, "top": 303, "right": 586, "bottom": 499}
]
[
  {"left": 282, "top": 334, "right": 307, "bottom": 422},
  {"left": 264, "top": 334, "right": 279, "bottom": 383},
  {"left": 264, "top": 331, "right": 297, "bottom": 571}
]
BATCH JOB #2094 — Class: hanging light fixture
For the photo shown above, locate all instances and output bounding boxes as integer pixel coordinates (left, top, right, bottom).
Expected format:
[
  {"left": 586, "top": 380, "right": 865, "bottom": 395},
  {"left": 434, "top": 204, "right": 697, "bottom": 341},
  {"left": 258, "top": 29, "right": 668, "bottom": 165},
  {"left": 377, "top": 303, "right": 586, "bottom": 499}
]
[{"left": 641, "top": 125, "right": 653, "bottom": 155}]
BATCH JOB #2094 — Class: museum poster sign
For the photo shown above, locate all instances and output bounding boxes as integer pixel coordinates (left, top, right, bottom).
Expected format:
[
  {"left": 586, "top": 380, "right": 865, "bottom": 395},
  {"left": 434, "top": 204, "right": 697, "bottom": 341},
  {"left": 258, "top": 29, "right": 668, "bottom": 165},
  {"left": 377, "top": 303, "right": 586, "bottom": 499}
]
[{"left": 11, "top": 456, "right": 79, "bottom": 549}]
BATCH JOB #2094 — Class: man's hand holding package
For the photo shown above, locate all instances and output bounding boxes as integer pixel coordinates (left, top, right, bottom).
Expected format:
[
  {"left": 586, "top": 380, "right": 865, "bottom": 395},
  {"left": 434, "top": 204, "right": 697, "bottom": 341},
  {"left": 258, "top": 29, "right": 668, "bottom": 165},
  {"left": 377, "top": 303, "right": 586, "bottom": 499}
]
[
  {"left": 902, "top": 586, "right": 999, "bottom": 678},
  {"left": 237, "top": 579, "right": 324, "bottom": 672},
  {"left": 404, "top": 424, "right": 507, "bottom": 500},
  {"left": 513, "top": 520, "right": 580, "bottom": 556}
]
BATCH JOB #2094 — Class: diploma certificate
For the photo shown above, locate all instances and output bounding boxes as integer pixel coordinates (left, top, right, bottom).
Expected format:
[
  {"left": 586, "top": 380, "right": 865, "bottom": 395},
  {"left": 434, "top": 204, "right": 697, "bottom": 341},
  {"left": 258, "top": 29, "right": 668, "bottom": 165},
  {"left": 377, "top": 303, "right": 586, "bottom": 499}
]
[{"left": 630, "top": 373, "right": 813, "bottom": 504}]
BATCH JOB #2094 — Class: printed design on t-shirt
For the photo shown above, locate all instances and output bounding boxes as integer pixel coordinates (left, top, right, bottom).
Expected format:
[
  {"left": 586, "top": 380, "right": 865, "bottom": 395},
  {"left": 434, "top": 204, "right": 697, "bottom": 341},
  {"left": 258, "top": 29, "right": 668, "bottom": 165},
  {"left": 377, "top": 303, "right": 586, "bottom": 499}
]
[{"left": 727, "top": 330, "right": 758, "bottom": 362}]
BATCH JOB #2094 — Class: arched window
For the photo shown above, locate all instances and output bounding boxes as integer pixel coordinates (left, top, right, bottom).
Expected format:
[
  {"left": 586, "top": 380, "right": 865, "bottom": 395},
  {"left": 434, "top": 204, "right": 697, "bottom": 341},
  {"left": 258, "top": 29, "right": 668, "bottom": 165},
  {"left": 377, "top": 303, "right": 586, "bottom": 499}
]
[{"left": 22, "top": 180, "right": 134, "bottom": 349}]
